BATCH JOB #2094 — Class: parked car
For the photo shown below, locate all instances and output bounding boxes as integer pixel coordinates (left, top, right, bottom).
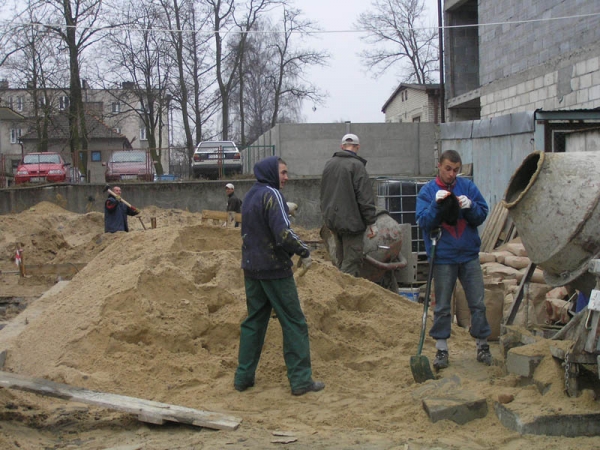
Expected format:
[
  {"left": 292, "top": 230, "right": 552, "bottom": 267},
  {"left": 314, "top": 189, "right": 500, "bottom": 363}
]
[
  {"left": 104, "top": 150, "right": 155, "bottom": 182},
  {"left": 15, "top": 152, "right": 71, "bottom": 185},
  {"left": 191, "top": 141, "right": 241, "bottom": 179}
]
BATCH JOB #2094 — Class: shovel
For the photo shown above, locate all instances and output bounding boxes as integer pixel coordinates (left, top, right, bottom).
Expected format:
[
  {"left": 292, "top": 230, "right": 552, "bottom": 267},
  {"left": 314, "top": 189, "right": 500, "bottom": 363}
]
[{"left": 410, "top": 228, "right": 441, "bottom": 383}]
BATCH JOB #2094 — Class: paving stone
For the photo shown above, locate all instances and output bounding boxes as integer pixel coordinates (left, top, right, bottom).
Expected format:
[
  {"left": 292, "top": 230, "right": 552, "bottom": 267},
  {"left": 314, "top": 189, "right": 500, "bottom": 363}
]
[
  {"left": 506, "top": 349, "right": 544, "bottom": 378},
  {"left": 422, "top": 392, "right": 488, "bottom": 425},
  {"left": 495, "top": 402, "right": 600, "bottom": 436}
]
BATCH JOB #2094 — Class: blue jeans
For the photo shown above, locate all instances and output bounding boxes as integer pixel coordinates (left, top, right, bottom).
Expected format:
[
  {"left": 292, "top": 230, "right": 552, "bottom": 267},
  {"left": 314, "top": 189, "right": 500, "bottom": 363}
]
[{"left": 429, "top": 258, "right": 491, "bottom": 340}]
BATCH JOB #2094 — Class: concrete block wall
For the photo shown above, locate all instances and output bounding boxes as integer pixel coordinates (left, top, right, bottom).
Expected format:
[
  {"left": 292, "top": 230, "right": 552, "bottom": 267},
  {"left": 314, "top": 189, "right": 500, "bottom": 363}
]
[
  {"left": 478, "top": 0, "right": 600, "bottom": 118},
  {"left": 481, "top": 53, "right": 600, "bottom": 117},
  {"left": 245, "top": 122, "right": 439, "bottom": 178}
]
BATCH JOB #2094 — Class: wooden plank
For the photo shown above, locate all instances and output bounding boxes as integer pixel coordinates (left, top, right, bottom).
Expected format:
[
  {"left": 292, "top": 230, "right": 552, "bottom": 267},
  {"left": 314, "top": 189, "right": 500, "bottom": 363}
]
[
  {"left": 505, "top": 262, "right": 536, "bottom": 326},
  {"left": 480, "top": 203, "right": 502, "bottom": 252},
  {"left": 481, "top": 203, "right": 509, "bottom": 252},
  {"left": 0, "top": 371, "right": 242, "bottom": 431},
  {"left": 201, "top": 210, "right": 242, "bottom": 224}
]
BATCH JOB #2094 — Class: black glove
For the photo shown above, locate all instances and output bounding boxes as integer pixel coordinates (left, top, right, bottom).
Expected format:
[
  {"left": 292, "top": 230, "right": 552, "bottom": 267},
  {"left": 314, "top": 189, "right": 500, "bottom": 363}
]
[{"left": 131, "top": 207, "right": 140, "bottom": 216}]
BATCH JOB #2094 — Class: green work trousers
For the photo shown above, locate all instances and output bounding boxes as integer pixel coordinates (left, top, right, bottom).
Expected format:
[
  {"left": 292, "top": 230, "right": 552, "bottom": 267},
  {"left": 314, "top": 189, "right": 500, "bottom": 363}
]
[
  {"left": 334, "top": 231, "right": 364, "bottom": 277},
  {"left": 235, "top": 276, "right": 313, "bottom": 391}
]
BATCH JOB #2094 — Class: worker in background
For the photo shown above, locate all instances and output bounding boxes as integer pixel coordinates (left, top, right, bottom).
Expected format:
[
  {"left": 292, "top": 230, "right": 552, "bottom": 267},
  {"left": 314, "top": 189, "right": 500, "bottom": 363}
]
[
  {"left": 225, "top": 182, "right": 242, "bottom": 227},
  {"left": 416, "top": 149, "right": 493, "bottom": 370},
  {"left": 320, "top": 133, "right": 378, "bottom": 277},
  {"left": 104, "top": 186, "right": 140, "bottom": 233},
  {"left": 234, "top": 156, "right": 324, "bottom": 396}
]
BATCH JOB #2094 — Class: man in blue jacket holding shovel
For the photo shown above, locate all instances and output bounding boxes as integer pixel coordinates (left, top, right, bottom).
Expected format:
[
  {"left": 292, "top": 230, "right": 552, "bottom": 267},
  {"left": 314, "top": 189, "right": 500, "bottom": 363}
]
[{"left": 416, "top": 150, "right": 493, "bottom": 370}]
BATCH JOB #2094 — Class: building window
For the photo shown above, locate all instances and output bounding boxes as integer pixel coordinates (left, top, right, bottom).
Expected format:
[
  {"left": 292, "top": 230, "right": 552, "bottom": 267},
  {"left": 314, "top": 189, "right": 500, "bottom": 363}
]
[
  {"left": 412, "top": 116, "right": 421, "bottom": 122},
  {"left": 8, "top": 96, "right": 13, "bottom": 108},
  {"left": 38, "top": 96, "right": 46, "bottom": 107},
  {"left": 91, "top": 151, "right": 102, "bottom": 162},
  {"left": 59, "top": 96, "right": 70, "bottom": 110},
  {"left": 140, "top": 127, "right": 147, "bottom": 141},
  {"left": 10, "top": 128, "right": 22, "bottom": 143},
  {"left": 111, "top": 102, "right": 120, "bottom": 113},
  {"left": 16, "top": 96, "right": 23, "bottom": 111},
  {"left": 113, "top": 127, "right": 121, "bottom": 134}
]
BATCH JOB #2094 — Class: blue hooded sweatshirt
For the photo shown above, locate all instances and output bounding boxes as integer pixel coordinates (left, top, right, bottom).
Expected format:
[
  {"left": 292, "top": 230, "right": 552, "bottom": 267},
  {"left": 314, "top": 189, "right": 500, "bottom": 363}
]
[
  {"left": 241, "top": 156, "right": 310, "bottom": 279},
  {"left": 416, "top": 176, "right": 488, "bottom": 264}
]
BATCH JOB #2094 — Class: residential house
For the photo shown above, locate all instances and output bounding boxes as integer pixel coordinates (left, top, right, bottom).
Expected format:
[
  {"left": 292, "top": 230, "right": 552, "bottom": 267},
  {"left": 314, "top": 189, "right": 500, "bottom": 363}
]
[
  {"left": 0, "top": 80, "right": 169, "bottom": 183},
  {"left": 381, "top": 84, "right": 442, "bottom": 123}
]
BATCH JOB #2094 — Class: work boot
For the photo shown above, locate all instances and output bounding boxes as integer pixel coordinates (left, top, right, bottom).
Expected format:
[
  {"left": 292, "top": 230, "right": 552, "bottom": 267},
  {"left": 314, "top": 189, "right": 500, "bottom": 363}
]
[
  {"left": 234, "top": 379, "right": 255, "bottom": 392},
  {"left": 477, "top": 344, "right": 493, "bottom": 366},
  {"left": 291, "top": 380, "right": 325, "bottom": 396},
  {"left": 433, "top": 350, "right": 449, "bottom": 370}
]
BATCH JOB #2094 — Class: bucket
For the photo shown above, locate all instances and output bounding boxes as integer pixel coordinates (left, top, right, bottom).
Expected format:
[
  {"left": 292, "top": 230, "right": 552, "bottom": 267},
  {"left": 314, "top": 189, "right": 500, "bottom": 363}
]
[
  {"left": 503, "top": 151, "right": 600, "bottom": 287},
  {"left": 398, "top": 287, "right": 420, "bottom": 302}
]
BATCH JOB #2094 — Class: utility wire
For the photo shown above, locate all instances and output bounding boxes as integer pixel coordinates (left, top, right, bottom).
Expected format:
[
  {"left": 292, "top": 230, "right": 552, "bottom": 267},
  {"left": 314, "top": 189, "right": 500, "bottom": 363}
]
[{"left": 0, "top": 11, "right": 599, "bottom": 35}]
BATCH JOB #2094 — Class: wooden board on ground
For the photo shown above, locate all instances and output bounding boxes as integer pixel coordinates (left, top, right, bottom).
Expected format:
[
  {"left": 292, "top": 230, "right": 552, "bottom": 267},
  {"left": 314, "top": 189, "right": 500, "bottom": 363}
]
[
  {"left": 201, "top": 210, "right": 242, "bottom": 227},
  {"left": 0, "top": 371, "right": 242, "bottom": 431}
]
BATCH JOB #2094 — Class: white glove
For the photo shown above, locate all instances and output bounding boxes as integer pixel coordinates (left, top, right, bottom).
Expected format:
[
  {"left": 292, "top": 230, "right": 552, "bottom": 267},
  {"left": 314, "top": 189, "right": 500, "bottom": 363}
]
[
  {"left": 287, "top": 202, "right": 298, "bottom": 217},
  {"left": 300, "top": 256, "right": 312, "bottom": 269},
  {"left": 367, "top": 224, "right": 378, "bottom": 239},
  {"left": 435, "top": 190, "right": 451, "bottom": 203},
  {"left": 458, "top": 195, "right": 472, "bottom": 209}
]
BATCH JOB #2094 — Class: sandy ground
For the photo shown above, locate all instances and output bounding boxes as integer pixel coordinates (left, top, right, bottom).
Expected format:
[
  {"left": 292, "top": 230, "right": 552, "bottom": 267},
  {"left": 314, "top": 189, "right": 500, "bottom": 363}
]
[{"left": 0, "top": 201, "right": 598, "bottom": 449}]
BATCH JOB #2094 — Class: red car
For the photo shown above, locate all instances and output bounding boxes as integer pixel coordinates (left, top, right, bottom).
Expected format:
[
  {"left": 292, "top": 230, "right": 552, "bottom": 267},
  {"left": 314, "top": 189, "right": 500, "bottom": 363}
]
[
  {"left": 15, "top": 152, "right": 71, "bottom": 185},
  {"left": 104, "top": 150, "right": 155, "bottom": 182}
]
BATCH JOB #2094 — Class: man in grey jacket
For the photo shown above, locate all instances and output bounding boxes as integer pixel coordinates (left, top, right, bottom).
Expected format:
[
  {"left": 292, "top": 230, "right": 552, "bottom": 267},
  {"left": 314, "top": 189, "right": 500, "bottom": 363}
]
[{"left": 320, "top": 133, "right": 378, "bottom": 276}]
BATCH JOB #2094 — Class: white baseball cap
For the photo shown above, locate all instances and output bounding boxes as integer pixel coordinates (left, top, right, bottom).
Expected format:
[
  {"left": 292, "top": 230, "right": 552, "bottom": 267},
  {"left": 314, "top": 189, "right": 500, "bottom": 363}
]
[
  {"left": 341, "top": 133, "right": 360, "bottom": 145},
  {"left": 225, "top": 183, "right": 234, "bottom": 189}
]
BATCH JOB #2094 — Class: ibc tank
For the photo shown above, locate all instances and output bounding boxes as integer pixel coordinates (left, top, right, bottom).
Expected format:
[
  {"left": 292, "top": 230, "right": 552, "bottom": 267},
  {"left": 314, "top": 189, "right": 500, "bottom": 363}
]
[{"left": 503, "top": 151, "right": 600, "bottom": 287}]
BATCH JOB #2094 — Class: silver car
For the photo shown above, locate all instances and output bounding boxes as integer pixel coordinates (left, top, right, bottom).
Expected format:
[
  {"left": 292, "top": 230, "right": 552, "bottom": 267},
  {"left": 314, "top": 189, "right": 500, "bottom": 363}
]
[{"left": 191, "top": 141, "right": 242, "bottom": 179}]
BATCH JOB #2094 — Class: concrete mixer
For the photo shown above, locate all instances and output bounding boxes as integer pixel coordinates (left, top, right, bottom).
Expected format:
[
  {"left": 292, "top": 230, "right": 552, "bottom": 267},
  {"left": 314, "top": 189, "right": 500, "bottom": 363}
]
[
  {"left": 504, "top": 151, "right": 600, "bottom": 397},
  {"left": 320, "top": 209, "right": 412, "bottom": 291},
  {"left": 503, "top": 151, "right": 600, "bottom": 294}
]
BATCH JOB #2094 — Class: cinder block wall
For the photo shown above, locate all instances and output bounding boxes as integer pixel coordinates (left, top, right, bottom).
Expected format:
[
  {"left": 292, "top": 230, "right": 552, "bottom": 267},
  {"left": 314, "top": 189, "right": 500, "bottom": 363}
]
[
  {"left": 245, "top": 122, "right": 439, "bottom": 179},
  {"left": 479, "top": 0, "right": 600, "bottom": 117}
]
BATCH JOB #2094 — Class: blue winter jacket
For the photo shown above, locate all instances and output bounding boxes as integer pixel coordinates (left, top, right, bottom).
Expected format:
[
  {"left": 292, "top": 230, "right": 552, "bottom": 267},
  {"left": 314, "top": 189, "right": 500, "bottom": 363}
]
[
  {"left": 416, "top": 176, "right": 488, "bottom": 264},
  {"left": 241, "top": 156, "right": 310, "bottom": 279}
]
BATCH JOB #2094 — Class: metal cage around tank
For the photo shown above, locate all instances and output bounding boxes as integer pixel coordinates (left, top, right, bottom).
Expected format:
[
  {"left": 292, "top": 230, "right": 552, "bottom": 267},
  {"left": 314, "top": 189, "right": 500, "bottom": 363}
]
[{"left": 376, "top": 177, "right": 435, "bottom": 283}]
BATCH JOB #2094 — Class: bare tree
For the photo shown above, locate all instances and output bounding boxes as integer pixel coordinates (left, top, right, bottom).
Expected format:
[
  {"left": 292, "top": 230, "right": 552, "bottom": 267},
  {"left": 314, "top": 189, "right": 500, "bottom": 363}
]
[
  {"left": 229, "top": 8, "right": 328, "bottom": 145},
  {"left": 268, "top": 7, "right": 328, "bottom": 128},
  {"left": 100, "top": 0, "right": 172, "bottom": 176},
  {"left": 358, "top": 0, "right": 438, "bottom": 83},
  {"left": 25, "top": 0, "right": 112, "bottom": 174},
  {"left": 207, "top": 0, "right": 281, "bottom": 141},
  {"left": 1, "top": 3, "right": 72, "bottom": 152}
]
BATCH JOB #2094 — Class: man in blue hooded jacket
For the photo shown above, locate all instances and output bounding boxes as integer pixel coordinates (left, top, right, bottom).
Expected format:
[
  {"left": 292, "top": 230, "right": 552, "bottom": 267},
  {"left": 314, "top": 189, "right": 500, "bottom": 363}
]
[
  {"left": 416, "top": 150, "right": 493, "bottom": 370},
  {"left": 104, "top": 186, "right": 140, "bottom": 233},
  {"left": 234, "top": 156, "right": 325, "bottom": 396}
]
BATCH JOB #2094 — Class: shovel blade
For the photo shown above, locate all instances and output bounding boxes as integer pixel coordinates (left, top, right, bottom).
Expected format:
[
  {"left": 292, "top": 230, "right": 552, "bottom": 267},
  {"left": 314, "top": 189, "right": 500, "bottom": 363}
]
[{"left": 410, "top": 355, "right": 435, "bottom": 383}]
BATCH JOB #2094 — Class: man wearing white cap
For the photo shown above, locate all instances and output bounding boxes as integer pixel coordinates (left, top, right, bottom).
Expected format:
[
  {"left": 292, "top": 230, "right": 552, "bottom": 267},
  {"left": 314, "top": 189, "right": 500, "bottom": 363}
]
[
  {"left": 225, "top": 183, "right": 242, "bottom": 227},
  {"left": 320, "top": 133, "right": 378, "bottom": 276}
]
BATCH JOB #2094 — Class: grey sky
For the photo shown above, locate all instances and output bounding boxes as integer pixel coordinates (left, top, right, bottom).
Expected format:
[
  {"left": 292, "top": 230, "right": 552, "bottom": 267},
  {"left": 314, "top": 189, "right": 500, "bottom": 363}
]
[{"left": 295, "top": 0, "right": 439, "bottom": 123}]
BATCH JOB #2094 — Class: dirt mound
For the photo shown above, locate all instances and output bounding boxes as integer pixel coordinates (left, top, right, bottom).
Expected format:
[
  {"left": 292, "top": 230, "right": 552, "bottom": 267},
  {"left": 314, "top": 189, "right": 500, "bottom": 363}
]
[{"left": 0, "top": 201, "right": 599, "bottom": 449}]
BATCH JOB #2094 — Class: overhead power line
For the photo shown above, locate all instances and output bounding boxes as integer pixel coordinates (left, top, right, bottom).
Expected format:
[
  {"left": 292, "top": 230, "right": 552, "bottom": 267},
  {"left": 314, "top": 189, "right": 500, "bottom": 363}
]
[{"left": 0, "top": 11, "right": 599, "bottom": 35}]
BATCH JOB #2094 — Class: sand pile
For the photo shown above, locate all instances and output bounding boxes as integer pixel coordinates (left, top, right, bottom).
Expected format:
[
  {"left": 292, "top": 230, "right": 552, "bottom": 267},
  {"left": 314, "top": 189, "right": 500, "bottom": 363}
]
[{"left": 0, "top": 202, "right": 599, "bottom": 449}]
